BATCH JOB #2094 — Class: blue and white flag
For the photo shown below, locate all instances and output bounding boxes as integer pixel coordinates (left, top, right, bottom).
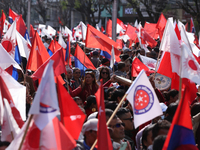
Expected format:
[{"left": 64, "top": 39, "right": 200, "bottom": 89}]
[{"left": 126, "top": 70, "right": 162, "bottom": 128}]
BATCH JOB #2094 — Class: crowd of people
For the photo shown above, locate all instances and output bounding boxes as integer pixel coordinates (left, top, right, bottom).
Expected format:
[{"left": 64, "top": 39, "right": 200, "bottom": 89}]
[{"left": 1, "top": 20, "right": 200, "bottom": 149}]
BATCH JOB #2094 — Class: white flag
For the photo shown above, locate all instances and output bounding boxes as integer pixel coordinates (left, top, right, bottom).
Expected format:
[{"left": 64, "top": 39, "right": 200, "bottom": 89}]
[
  {"left": 110, "top": 45, "right": 116, "bottom": 68},
  {"left": 58, "top": 32, "right": 67, "bottom": 49},
  {"left": 126, "top": 70, "right": 163, "bottom": 128},
  {"left": 29, "top": 60, "right": 59, "bottom": 130}
]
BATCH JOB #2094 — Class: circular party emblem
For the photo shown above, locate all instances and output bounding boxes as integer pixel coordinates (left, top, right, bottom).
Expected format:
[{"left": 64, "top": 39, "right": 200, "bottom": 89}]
[{"left": 134, "top": 85, "right": 154, "bottom": 114}]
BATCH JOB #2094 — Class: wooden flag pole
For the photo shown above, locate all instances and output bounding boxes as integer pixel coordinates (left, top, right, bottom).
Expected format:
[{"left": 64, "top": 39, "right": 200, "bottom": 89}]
[
  {"left": 18, "top": 114, "right": 34, "bottom": 150},
  {"left": 90, "top": 93, "right": 128, "bottom": 150},
  {"left": 153, "top": 48, "right": 162, "bottom": 79}
]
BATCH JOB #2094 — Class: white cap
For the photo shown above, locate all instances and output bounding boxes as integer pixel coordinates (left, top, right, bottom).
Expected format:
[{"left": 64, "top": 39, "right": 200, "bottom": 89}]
[
  {"left": 87, "top": 112, "right": 98, "bottom": 121},
  {"left": 82, "top": 118, "right": 98, "bottom": 134}
]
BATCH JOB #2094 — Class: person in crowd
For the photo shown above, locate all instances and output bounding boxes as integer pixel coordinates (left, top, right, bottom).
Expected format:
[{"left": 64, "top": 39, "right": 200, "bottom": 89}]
[
  {"left": 73, "top": 96, "right": 84, "bottom": 108},
  {"left": 97, "top": 66, "right": 111, "bottom": 85},
  {"left": 43, "top": 36, "right": 51, "bottom": 49},
  {"left": 110, "top": 89, "right": 125, "bottom": 103},
  {"left": 163, "top": 89, "right": 179, "bottom": 106},
  {"left": 70, "top": 70, "right": 99, "bottom": 102},
  {"left": 117, "top": 108, "right": 135, "bottom": 150},
  {"left": 152, "top": 135, "right": 167, "bottom": 150},
  {"left": 84, "top": 95, "right": 97, "bottom": 117},
  {"left": 72, "top": 67, "right": 82, "bottom": 89},
  {"left": 164, "top": 102, "right": 178, "bottom": 123},
  {"left": 105, "top": 109, "right": 131, "bottom": 150},
  {"left": 114, "top": 62, "right": 127, "bottom": 77},
  {"left": 0, "top": 141, "right": 10, "bottom": 150},
  {"left": 74, "top": 118, "right": 98, "bottom": 150},
  {"left": 141, "top": 124, "right": 155, "bottom": 150},
  {"left": 66, "top": 66, "right": 76, "bottom": 90},
  {"left": 90, "top": 50, "right": 101, "bottom": 68}
]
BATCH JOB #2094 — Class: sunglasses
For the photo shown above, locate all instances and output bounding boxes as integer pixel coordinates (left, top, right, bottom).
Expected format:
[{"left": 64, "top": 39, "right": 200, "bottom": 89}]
[
  {"left": 110, "top": 123, "right": 125, "bottom": 128},
  {"left": 102, "top": 72, "right": 108, "bottom": 75},
  {"left": 122, "top": 117, "right": 133, "bottom": 121}
]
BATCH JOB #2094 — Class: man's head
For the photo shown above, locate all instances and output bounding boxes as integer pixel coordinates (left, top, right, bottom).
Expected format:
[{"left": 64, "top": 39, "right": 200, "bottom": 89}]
[
  {"left": 82, "top": 118, "right": 98, "bottom": 147},
  {"left": 109, "top": 117, "right": 125, "bottom": 143},
  {"left": 152, "top": 120, "right": 171, "bottom": 141},
  {"left": 117, "top": 62, "right": 126, "bottom": 72},
  {"left": 116, "top": 108, "right": 134, "bottom": 131}
]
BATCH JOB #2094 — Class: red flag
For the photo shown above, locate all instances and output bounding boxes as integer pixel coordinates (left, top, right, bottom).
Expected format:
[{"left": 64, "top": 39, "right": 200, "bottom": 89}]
[
  {"left": 144, "top": 22, "right": 159, "bottom": 39},
  {"left": 31, "top": 49, "right": 66, "bottom": 80},
  {"left": 86, "top": 24, "right": 121, "bottom": 62},
  {"left": 101, "top": 26, "right": 105, "bottom": 33},
  {"left": 16, "top": 15, "right": 26, "bottom": 37},
  {"left": 58, "top": 17, "right": 63, "bottom": 26},
  {"left": 156, "top": 13, "right": 167, "bottom": 40},
  {"left": 125, "top": 24, "right": 137, "bottom": 41},
  {"left": 48, "top": 40, "right": 62, "bottom": 54},
  {"left": 140, "top": 28, "right": 157, "bottom": 48},
  {"left": 65, "top": 34, "right": 71, "bottom": 66},
  {"left": 52, "top": 117, "right": 76, "bottom": 150},
  {"left": 95, "top": 80, "right": 113, "bottom": 150},
  {"left": 106, "top": 19, "right": 112, "bottom": 37},
  {"left": 57, "top": 78, "right": 86, "bottom": 140},
  {"left": 29, "top": 24, "right": 36, "bottom": 45},
  {"left": 157, "top": 52, "right": 173, "bottom": 78},
  {"left": 0, "top": 77, "right": 24, "bottom": 128},
  {"left": 0, "top": 10, "right": 6, "bottom": 38},
  {"left": 8, "top": 8, "right": 19, "bottom": 22},
  {"left": 26, "top": 31, "right": 50, "bottom": 71},
  {"left": 131, "top": 57, "right": 154, "bottom": 77}
]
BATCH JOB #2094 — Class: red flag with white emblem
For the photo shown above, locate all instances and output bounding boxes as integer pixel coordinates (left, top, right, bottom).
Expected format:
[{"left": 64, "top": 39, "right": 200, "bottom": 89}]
[
  {"left": 95, "top": 80, "right": 113, "bottom": 150},
  {"left": 131, "top": 57, "right": 154, "bottom": 77},
  {"left": 57, "top": 77, "right": 86, "bottom": 140}
]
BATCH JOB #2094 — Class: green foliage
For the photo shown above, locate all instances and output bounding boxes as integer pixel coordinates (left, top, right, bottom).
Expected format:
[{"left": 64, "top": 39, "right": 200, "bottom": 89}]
[
  {"left": 74, "top": 0, "right": 81, "bottom": 9},
  {"left": 60, "top": 0, "right": 68, "bottom": 10}
]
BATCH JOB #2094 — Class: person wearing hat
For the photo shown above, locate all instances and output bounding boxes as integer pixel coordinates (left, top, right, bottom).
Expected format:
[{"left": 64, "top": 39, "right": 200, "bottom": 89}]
[{"left": 74, "top": 118, "right": 98, "bottom": 150}]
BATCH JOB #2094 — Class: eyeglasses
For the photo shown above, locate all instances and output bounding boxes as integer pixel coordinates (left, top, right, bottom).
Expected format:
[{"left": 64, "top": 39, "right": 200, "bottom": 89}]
[
  {"left": 102, "top": 72, "right": 108, "bottom": 75},
  {"left": 110, "top": 123, "right": 125, "bottom": 128},
  {"left": 122, "top": 117, "right": 133, "bottom": 121}
]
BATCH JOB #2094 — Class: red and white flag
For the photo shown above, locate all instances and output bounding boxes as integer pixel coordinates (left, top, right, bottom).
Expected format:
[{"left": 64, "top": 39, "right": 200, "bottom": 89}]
[
  {"left": 126, "top": 70, "right": 162, "bottom": 128},
  {"left": 140, "top": 55, "right": 157, "bottom": 70},
  {"left": 0, "top": 67, "right": 26, "bottom": 122},
  {"left": 181, "top": 42, "right": 200, "bottom": 85},
  {"left": 1, "top": 20, "right": 16, "bottom": 59},
  {"left": 1, "top": 98, "right": 20, "bottom": 142}
]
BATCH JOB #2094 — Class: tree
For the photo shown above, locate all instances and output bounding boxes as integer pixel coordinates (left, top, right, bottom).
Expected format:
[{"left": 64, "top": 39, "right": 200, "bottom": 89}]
[
  {"left": 176, "top": 0, "right": 200, "bottom": 34},
  {"left": 126, "top": 0, "right": 169, "bottom": 25}
]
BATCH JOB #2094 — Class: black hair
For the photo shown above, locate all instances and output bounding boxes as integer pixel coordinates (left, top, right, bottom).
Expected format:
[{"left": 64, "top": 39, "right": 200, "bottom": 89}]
[
  {"left": 110, "top": 89, "right": 125, "bottom": 102},
  {"left": 105, "top": 86, "right": 116, "bottom": 100},
  {"left": 117, "top": 62, "right": 126, "bottom": 70},
  {"left": 152, "top": 135, "right": 167, "bottom": 150},
  {"left": 0, "top": 141, "right": 10, "bottom": 147},
  {"left": 105, "top": 109, "right": 117, "bottom": 120},
  {"left": 163, "top": 89, "right": 179, "bottom": 102},
  {"left": 152, "top": 120, "right": 171, "bottom": 140},
  {"left": 191, "top": 102, "right": 200, "bottom": 117},
  {"left": 116, "top": 107, "right": 130, "bottom": 119},
  {"left": 142, "top": 124, "right": 155, "bottom": 150},
  {"left": 164, "top": 102, "right": 178, "bottom": 122},
  {"left": 105, "top": 102, "right": 118, "bottom": 111},
  {"left": 85, "top": 95, "right": 96, "bottom": 109}
]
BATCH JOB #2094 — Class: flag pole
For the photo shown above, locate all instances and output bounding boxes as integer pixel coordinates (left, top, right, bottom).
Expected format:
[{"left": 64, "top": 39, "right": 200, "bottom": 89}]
[
  {"left": 178, "top": 44, "right": 183, "bottom": 101},
  {"left": 90, "top": 93, "right": 128, "bottom": 150},
  {"left": 152, "top": 49, "right": 162, "bottom": 79},
  {"left": 18, "top": 114, "right": 34, "bottom": 150}
]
